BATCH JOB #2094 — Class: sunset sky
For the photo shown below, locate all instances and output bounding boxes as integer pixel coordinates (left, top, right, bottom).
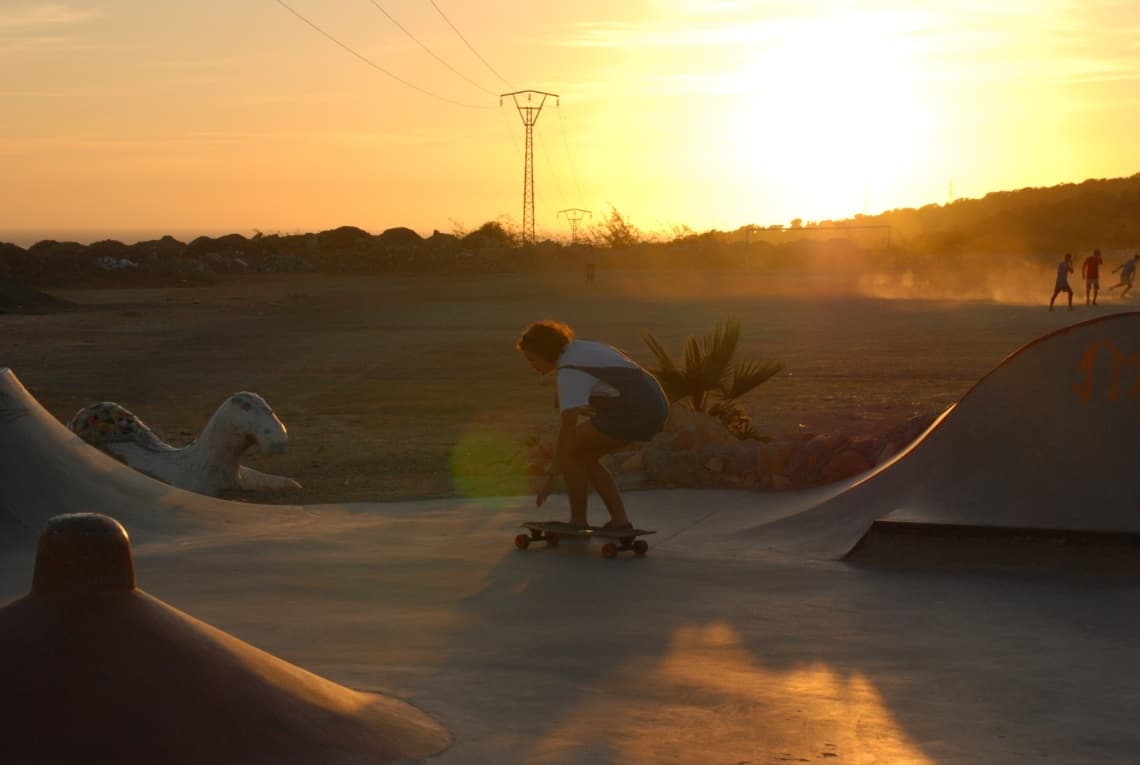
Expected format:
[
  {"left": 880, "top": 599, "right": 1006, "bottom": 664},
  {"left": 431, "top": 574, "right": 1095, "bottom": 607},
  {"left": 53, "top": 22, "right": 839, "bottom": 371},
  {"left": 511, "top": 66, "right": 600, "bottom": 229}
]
[{"left": 2, "top": 0, "right": 1138, "bottom": 246}]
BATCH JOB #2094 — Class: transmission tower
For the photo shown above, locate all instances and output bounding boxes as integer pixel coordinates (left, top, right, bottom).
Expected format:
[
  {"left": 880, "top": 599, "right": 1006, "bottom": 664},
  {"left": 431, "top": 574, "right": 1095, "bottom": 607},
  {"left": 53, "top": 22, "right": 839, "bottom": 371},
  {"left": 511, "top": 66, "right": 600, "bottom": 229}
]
[
  {"left": 558, "top": 208, "right": 591, "bottom": 245},
  {"left": 501, "top": 89, "right": 558, "bottom": 245}
]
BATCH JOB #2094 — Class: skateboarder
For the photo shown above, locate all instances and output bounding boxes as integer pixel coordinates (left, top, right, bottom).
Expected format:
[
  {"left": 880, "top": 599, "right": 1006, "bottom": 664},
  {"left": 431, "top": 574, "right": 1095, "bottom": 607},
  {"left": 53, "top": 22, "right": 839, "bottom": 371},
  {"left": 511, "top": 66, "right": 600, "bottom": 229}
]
[
  {"left": 516, "top": 320, "right": 668, "bottom": 531},
  {"left": 1049, "top": 252, "right": 1074, "bottom": 311}
]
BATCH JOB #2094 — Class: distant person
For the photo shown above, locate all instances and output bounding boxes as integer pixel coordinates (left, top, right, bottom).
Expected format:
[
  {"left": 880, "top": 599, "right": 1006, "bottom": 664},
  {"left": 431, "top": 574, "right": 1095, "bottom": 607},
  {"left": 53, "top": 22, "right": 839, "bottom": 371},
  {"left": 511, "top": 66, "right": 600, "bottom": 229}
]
[
  {"left": 516, "top": 320, "right": 668, "bottom": 531},
  {"left": 1107, "top": 253, "right": 1140, "bottom": 298},
  {"left": 1050, "top": 252, "right": 1074, "bottom": 311},
  {"left": 1082, "top": 249, "right": 1104, "bottom": 305}
]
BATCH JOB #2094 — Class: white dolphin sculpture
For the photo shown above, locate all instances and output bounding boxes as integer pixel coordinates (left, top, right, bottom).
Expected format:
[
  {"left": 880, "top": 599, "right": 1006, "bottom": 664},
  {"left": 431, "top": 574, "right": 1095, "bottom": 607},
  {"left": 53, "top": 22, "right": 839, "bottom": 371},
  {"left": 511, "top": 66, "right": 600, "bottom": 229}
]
[{"left": 69, "top": 392, "right": 302, "bottom": 496}]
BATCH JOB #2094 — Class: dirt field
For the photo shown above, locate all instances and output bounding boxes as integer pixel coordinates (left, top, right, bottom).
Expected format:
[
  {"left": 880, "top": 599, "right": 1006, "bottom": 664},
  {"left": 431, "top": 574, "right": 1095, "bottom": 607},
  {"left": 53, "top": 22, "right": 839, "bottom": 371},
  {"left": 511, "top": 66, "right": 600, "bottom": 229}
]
[{"left": 0, "top": 268, "right": 1112, "bottom": 503}]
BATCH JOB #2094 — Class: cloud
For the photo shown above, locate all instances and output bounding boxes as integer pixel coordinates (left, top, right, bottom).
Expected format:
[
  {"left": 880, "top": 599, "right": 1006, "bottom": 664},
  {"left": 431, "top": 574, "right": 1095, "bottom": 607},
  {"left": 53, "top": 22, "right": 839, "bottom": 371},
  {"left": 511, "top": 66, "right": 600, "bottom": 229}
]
[
  {"left": 0, "top": 3, "right": 98, "bottom": 50},
  {"left": 552, "top": 19, "right": 758, "bottom": 50},
  {"left": 0, "top": 3, "right": 98, "bottom": 28}
]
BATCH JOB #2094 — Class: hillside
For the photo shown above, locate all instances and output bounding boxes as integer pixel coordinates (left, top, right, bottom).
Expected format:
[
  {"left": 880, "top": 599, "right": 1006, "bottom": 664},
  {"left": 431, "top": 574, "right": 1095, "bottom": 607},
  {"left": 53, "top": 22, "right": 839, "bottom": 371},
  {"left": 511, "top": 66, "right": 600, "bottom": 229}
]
[{"left": 2, "top": 174, "right": 1138, "bottom": 289}]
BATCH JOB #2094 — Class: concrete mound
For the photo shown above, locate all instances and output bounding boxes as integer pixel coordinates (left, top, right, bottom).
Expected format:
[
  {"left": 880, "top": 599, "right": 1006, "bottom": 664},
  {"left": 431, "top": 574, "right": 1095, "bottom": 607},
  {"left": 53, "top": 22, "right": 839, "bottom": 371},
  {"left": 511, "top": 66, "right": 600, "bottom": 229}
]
[{"left": 0, "top": 513, "right": 451, "bottom": 764}]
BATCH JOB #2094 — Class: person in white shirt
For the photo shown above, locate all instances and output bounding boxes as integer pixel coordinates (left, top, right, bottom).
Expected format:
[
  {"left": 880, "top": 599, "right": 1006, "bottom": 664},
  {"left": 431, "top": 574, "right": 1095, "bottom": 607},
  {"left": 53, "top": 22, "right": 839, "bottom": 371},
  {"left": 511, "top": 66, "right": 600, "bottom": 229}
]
[
  {"left": 517, "top": 320, "right": 668, "bottom": 530},
  {"left": 1108, "top": 254, "right": 1139, "bottom": 298}
]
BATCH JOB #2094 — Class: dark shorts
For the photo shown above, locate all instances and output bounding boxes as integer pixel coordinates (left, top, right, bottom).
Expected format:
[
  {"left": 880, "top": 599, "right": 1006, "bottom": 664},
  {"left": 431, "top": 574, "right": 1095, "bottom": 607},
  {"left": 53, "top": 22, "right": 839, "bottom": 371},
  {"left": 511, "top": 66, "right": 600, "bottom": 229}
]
[{"left": 588, "top": 373, "right": 669, "bottom": 443}]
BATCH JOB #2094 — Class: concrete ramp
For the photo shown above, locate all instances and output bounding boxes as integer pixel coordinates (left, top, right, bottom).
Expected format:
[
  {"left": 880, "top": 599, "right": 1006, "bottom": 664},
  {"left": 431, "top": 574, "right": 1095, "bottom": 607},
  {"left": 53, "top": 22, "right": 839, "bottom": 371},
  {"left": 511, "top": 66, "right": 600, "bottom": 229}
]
[
  {"left": 742, "top": 312, "right": 1140, "bottom": 561},
  {"left": 0, "top": 368, "right": 308, "bottom": 556}
]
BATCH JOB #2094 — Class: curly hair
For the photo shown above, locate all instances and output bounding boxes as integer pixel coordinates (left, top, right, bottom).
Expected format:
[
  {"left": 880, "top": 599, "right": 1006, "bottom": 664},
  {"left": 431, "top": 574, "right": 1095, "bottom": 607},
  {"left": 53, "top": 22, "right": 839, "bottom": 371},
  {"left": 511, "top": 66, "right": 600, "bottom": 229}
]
[{"left": 516, "top": 320, "right": 574, "bottom": 362}]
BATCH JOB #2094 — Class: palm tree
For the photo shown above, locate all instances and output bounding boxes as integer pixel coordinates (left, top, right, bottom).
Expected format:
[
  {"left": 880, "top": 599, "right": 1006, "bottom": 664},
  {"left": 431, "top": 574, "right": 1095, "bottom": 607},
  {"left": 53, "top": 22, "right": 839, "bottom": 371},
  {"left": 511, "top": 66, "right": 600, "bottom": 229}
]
[{"left": 641, "top": 319, "right": 784, "bottom": 432}]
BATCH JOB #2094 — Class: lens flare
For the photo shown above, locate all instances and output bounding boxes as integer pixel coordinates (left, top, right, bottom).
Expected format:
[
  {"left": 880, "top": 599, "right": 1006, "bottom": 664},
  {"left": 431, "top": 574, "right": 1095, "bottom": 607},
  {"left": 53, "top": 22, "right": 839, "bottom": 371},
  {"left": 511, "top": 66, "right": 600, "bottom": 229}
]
[{"left": 449, "top": 428, "right": 532, "bottom": 502}]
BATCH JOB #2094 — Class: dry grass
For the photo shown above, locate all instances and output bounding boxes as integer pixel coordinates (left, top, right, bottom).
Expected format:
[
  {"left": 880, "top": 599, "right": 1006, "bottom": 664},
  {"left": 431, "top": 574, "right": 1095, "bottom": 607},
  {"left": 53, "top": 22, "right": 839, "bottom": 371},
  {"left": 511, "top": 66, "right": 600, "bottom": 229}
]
[{"left": 0, "top": 268, "right": 1101, "bottom": 503}]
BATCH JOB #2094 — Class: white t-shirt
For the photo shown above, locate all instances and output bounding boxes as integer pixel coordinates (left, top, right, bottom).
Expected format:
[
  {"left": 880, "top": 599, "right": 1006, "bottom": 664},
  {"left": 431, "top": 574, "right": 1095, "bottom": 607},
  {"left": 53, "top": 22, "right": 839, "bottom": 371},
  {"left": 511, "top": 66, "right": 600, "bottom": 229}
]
[{"left": 556, "top": 340, "right": 639, "bottom": 411}]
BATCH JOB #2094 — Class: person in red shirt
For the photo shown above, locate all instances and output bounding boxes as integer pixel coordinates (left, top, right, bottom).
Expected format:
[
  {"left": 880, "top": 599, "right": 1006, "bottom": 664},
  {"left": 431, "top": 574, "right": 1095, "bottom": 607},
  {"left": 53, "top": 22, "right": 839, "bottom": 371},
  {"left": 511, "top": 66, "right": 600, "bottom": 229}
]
[{"left": 1082, "top": 249, "right": 1104, "bottom": 306}]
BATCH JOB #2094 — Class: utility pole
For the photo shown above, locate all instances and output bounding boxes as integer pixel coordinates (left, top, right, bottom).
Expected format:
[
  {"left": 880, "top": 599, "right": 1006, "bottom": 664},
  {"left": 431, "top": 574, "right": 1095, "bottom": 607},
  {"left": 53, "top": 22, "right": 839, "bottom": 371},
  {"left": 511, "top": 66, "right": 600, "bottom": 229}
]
[
  {"left": 501, "top": 89, "right": 558, "bottom": 245},
  {"left": 557, "top": 208, "right": 591, "bottom": 245}
]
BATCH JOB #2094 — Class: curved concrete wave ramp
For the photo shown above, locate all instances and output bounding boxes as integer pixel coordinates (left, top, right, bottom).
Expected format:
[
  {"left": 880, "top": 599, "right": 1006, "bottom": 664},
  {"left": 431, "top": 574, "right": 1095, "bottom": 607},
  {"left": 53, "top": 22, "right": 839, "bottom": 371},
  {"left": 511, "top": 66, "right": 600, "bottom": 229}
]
[{"left": 751, "top": 311, "right": 1140, "bottom": 567}]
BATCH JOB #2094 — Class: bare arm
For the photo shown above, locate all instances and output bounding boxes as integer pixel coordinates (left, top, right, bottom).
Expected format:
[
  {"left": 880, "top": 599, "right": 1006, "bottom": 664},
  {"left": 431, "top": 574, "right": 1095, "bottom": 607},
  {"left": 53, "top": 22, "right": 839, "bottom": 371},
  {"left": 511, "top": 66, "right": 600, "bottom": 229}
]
[
  {"left": 549, "top": 408, "right": 581, "bottom": 476},
  {"left": 536, "top": 408, "right": 580, "bottom": 506}
]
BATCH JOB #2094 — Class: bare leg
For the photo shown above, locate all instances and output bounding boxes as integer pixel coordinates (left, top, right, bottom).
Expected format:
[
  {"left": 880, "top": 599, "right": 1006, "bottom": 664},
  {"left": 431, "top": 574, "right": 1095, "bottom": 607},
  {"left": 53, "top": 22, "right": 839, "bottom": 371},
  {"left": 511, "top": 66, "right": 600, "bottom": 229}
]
[
  {"left": 562, "top": 456, "right": 591, "bottom": 527},
  {"left": 586, "top": 461, "right": 630, "bottom": 526},
  {"left": 565, "top": 421, "right": 630, "bottom": 527}
]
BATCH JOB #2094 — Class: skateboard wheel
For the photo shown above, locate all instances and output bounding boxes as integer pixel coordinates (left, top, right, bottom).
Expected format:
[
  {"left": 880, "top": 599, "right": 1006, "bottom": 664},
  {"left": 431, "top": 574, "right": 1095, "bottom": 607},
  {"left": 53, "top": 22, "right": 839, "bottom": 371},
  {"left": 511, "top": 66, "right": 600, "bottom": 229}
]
[
  {"left": 545, "top": 532, "right": 560, "bottom": 547},
  {"left": 601, "top": 543, "right": 618, "bottom": 559},
  {"left": 514, "top": 534, "right": 531, "bottom": 550},
  {"left": 632, "top": 539, "right": 649, "bottom": 556}
]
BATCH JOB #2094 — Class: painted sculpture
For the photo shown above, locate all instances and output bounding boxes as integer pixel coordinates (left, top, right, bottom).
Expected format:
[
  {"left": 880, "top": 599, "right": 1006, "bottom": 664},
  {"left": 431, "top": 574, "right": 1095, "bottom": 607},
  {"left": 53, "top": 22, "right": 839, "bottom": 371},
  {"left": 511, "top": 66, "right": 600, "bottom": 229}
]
[{"left": 69, "top": 392, "right": 302, "bottom": 495}]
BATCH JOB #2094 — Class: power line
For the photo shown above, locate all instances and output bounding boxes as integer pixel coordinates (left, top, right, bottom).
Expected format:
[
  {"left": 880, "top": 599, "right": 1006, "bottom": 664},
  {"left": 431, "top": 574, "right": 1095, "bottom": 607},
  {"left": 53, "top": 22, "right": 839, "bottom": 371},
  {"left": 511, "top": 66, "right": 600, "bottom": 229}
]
[
  {"left": 498, "top": 103, "right": 521, "bottom": 157},
  {"left": 363, "top": 0, "right": 497, "bottom": 97},
  {"left": 273, "top": 0, "right": 493, "bottom": 109},
  {"left": 428, "top": 0, "right": 514, "bottom": 89},
  {"left": 538, "top": 133, "right": 568, "bottom": 212},
  {"left": 556, "top": 102, "right": 584, "bottom": 205}
]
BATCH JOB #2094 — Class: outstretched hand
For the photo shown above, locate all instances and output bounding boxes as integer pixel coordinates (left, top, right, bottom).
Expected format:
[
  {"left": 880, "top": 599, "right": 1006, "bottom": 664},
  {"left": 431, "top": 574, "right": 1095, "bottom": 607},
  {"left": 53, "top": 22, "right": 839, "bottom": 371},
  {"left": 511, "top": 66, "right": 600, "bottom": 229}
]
[{"left": 535, "top": 473, "right": 554, "bottom": 507}]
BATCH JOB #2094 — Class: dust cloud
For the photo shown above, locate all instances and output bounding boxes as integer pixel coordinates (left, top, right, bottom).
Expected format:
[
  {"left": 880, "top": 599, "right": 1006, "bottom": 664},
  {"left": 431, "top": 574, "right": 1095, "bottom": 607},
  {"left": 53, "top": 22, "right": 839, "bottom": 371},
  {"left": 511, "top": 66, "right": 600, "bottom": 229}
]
[{"left": 571, "top": 245, "right": 1127, "bottom": 307}]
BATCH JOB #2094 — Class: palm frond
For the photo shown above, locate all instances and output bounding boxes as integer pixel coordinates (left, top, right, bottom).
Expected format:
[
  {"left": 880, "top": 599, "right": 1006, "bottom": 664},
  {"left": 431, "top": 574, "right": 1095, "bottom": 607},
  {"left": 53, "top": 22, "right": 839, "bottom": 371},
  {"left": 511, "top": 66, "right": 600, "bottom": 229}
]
[
  {"left": 641, "top": 332, "right": 691, "bottom": 404},
  {"left": 654, "top": 369, "right": 693, "bottom": 404},
  {"left": 645, "top": 318, "right": 783, "bottom": 412},
  {"left": 640, "top": 332, "right": 679, "bottom": 374},
  {"left": 698, "top": 318, "right": 740, "bottom": 379},
  {"left": 683, "top": 318, "right": 739, "bottom": 387},
  {"left": 722, "top": 358, "right": 785, "bottom": 401}
]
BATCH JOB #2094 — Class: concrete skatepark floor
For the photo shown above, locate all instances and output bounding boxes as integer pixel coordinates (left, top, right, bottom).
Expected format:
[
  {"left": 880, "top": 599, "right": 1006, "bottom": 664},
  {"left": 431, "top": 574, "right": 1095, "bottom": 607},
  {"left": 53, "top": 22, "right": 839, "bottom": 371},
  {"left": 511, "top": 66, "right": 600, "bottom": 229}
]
[{"left": 2, "top": 491, "right": 1136, "bottom": 764}]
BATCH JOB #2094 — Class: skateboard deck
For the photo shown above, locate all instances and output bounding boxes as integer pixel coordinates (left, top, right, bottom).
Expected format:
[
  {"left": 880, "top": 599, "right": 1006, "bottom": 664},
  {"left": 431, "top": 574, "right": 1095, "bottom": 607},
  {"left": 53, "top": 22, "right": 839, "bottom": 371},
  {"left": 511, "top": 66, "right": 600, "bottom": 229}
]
[{"left": 515, "top": 521, "right": 656, "bottom": 558}]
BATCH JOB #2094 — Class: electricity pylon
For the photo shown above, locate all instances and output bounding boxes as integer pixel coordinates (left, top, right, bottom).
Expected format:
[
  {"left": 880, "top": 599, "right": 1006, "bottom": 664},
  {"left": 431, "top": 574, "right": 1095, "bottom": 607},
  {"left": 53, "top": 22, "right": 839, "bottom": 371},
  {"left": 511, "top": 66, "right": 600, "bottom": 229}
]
[
  {"left": 501, "top": 89, "right": 558, "bottom": 245},
  {"left": 558, "top": 208, "right": 591, "bottom": 245}
]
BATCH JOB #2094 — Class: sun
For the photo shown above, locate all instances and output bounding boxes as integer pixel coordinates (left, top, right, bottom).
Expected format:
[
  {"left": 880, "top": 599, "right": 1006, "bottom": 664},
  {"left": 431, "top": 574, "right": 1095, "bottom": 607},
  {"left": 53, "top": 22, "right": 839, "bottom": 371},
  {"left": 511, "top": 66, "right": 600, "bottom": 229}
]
[{"left": 728, "top": 13, "right": 933, "bottom": 219}]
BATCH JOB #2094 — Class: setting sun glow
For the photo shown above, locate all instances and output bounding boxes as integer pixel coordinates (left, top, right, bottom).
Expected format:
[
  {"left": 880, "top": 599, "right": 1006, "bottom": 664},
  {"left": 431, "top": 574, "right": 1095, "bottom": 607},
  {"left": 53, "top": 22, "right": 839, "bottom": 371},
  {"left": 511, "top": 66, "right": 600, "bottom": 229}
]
[
  {"left": 1, "top": 1, "right": 1137, "bottom": 244},
  {"left": 526, "top": 621, "right": 934, "bottom": 764},
  {"left": 725, "top": 13, "right": 932, "bottom": 220}
]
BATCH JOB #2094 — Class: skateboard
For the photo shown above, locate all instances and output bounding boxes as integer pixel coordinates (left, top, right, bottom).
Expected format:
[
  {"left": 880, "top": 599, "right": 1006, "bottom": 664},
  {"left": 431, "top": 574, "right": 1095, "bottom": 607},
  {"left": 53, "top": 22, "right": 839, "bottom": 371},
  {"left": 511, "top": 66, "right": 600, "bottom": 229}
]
[{"left": 515, "top": 521, "right": 656, "bottom": 559}]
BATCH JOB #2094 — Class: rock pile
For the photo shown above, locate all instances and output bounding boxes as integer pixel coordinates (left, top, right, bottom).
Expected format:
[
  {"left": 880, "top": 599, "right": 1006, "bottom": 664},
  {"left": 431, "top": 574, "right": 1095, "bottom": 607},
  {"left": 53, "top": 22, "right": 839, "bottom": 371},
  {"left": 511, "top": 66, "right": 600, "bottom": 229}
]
[{"left": 521, "top": 403, "right": 941, "bottom": 492}]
